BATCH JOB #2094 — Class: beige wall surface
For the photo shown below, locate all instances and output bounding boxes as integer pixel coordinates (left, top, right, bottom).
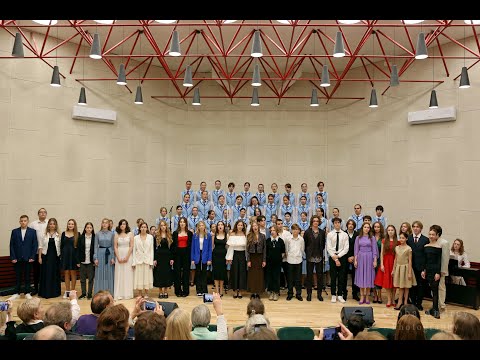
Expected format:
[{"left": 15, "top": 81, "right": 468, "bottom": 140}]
[{"left": 1, "top": 30, "right": 479, "bottom": 261}]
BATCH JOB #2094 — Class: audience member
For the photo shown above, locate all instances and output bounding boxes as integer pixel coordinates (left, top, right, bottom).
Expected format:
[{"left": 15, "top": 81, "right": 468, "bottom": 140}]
[
  {"left": 14, "top": 297, "right": 45, "bottom": 335},
  {"left": 430, "top": 331, "right": 460, "bottom": 340},
  {"left": 190, "top": 292, "right": 227, "bottom": 340},
  {"left": 32, "top": 325, "right": 66, "bottom": 340},
  {"left": 450, "top": 238, "right": 470, "bottom": 286},
  {"left": 75, "top": 290, "right": 114, "bottom": 335},
  {"left": 0, "top": 300, "right": 16, "bottom": 340},
  {"left": 394, "top": 314, "right": 426, "bottom": 340},
  {"left": 165, "top": 308, "right": 192, "bottom": 340},
  {"left": 243, "top": 314, "right": 274, "bottom": 339},
  {"left": 245, "top": 326, "right": 278, "bottom": 340},
  {"left": 43, "top": 301, "right": 84, "bottom": 340},
  {"left": 346, "top": 314, "right": 366, "bottom": 337},
  {"left": 232, "top": 298, "right": 265, "bottom": 340},
  {"left": 134, "top": 311, "right": 166, "bottom": 340},
  {"left": 452, "top": 311, "right": 480, "bottom": 340},
  {"left": 96, "top": 304, "right": 130, "bottom": 340},
  {"left": 355, "top": 331, "right": 386, "bottom": 340}
]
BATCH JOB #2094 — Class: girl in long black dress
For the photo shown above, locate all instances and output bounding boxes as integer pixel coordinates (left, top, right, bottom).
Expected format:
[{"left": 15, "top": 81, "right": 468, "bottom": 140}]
[
  {"left": 212, "top": 221, "right": 228, "bottom": 296},
  {"left": 61, "top": 219, "right": 80, "bottom": 297},
  {"left": 153, "top": 220, "right": 174, "bottom": 298},
  {"left": 422, "top": 226, "right": 443, "bottom": 319},
  {"left": 38, "top": 218, "right": 61, "bottom": 299}
]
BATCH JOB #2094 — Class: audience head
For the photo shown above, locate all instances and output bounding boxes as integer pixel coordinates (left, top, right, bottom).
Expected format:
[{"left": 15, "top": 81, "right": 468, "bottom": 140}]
[
  {"left": 191, "top": 304, "right": 211, "bottom": 329},
  {"left": 32, "top": 325, "right": 66, "bottom": 340},
  {"left": 453, "top": 311, "right": 480, "bottom": 340},
  {"left": 44, "top": 302, "right": 73, "bottom": 331},
  {"left": 246, "top": 298, "right": 265, "bottom": 317},
  {"left": 246, "top": 326, "right": 278, "bottom": 340},
  {"left": 346, "top": 314, "right": 366, "bottom": 337},
  {"left": 394, "top": 314, "right": 426, "bottom": 340},
  {"left": 96, "top": 304, "right": 130, "bottom": 340},
  {"left": 355, "top": 331, "right": 386, "bottom": 340},
  {"left": 17, "top": 297, "right": 44, "bottom": 324},
  {"left": 165, "top": 308, "right": 192, "bottom": 340},
  {"left": 397, "top": 304, "right": 421, "bottom": 322},
  {"left": 134, "top": 311, "right": 167, "bottom": 340},
  {"left": 244, "top": 314, "right": 272, "bottom": 339},
  {"left": 91, "top": 290, "right": 114, "bottom": 315},
  {"left": 430, "top": 331, "right": 461, "bottom": 340}
]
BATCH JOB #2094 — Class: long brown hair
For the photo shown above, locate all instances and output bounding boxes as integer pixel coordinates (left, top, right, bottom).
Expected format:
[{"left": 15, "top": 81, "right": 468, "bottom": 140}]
[
  {"left": 384, "top": 225, "right": 397, "bottom": 253},
  {"left": 372, "top": 221, "right": 385, "bottom": 241},
  {"left": 247, "top": 221, "right": 259, "bottom": 247},
  {"left": 451, "top": 238, "right": 465, "bottom": 255},
  {"left": 66, "top": 219, "right": 79, "bottom": 247},
  {"left": 400, "top": 222, "right": 412, "bottom": 236},
  {"left": 232, "top": 219, "right": 246, "bottom": 236},
  {"left": 45, "top": 218, "right": 59, "bottom": 235},
  {"left": 156, "top": 220, "right": 172, "bottom": 248}
]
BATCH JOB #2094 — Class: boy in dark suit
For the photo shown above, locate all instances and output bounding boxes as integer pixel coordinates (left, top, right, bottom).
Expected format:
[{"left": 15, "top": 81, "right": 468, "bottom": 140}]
[
  {"left": 407, "top": 220, "right": 429, "bottom": 310},
  {"left": 9, "top": 215, "right": 38, "bottom": 300}
]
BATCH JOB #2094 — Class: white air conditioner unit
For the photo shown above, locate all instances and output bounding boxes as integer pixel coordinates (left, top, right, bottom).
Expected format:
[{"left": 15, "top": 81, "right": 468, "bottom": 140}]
[
  {"left": 72, "top": 105, "right": 117, "bottom": 124},
  {"left": 408, "top": 106, "right": 456, "bottom": 125}
]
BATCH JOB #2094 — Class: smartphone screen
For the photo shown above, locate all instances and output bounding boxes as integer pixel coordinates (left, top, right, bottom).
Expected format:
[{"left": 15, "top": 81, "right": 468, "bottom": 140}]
[
  {"left": 144, "top": 301, "right": 156, "bottom": 311},
  {"left": 323, "top": 326, "right": 340, "bottom": 340},
  {"left": 64, "top": 291, "right": 70, "bottom": 298},
  {"left": 0, "top": 301, "right": 9, "bottom": 311},
  {"left": 203, "top": 293, "right": 213, "bottom": 303}
]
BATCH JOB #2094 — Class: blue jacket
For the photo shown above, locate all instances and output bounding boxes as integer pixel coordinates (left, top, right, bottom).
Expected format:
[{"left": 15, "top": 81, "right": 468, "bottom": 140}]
[
  {"left": 191, "top": 233, "right": 212, "bottom": 264},
  {"left": 10, "top": 227, "right": 38, "bottom": 261}
]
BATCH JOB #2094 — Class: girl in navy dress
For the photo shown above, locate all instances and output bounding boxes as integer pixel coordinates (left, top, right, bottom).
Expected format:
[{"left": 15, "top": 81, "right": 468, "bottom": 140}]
[{"left": 61, "top": 219, "right": 81, "bottom": 297}]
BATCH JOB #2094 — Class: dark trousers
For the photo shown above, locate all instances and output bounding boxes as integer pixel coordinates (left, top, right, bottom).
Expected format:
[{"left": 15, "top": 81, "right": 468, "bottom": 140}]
[
  {"left": 14, "top": 260, "right": 31, "bottom": 294},
  {"left": 306, "top": 261, "right": 323, "bottom": 295},
  {"left": 410, "top": 268, "right": 425, "bottom": 306},
  {"left": 280, "top": 261, "right": 289, "bottom": 288},
  {"left": 288, "top": 263, "right": 302, "bottom": 297},
  {"left": 79, "top": 263, "right": 95, "bottom": 296},
  {"left": 195, "top": 252, "right": 208, "bottom": 294},
  {"left": 174, "top": 248, "right": 190, "bottom": 296},
  {"left": 329, "top": 257, "right": 347, "bottom": 297},
  {"left": 32, "top": 258, "right": 40, "bottom": 292},
  {"left": 267, "top": 263, "right": 282, "bottom": 293},
  {"left": 428, "top": 278, "right": 440, "bottom": 312}
]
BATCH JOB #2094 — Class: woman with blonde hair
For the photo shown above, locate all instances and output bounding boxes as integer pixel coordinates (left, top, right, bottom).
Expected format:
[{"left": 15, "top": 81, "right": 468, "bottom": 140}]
[
  {"left": 191, "top": 221, "right": 213, "bottom": 296},
  {"left": 93, "top": 218, "right": 115, "bottom": 295},
  {"left": 226, "top": 220, "right": 248, "bottom": 299},
  {"left": 38, "top": 218, "right": 61, "bottom": 298},
  {"left": 154, "top": 220, "right": 174, "bottom": 298},
  {"left": 165, "top": 308, "right": 193, "bottom": 340},
  {"left": 15, "top": 297, "right": 45, "bottom": 334},
  {"left": 132, "top": 222, "right": 154, "bottom": 297},
  {"left": 450, "top": 238, "right": 470, "bottom": 286},
  {"left": 394, "top": 314, "right": 426, "bottom": 340},
  {"left": 61, "top": 219, "right": 80, "bottom": 298},
  {"left": 399, "top": 222, "right": 413, "bottom": 236}
]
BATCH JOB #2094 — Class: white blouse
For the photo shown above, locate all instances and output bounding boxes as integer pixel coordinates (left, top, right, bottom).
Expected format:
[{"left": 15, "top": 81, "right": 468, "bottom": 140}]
[
  {"left": 225, "top": 235, "right": 247, "bottom": 261},
  {"left": 450, "top": 251, "right": 470, "bottom": 268}
]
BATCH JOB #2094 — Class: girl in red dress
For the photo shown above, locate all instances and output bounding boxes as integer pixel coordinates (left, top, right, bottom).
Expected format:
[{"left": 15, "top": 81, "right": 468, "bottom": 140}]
[{"left": 374, "top": 224, "right": 397, "bottom": 307}]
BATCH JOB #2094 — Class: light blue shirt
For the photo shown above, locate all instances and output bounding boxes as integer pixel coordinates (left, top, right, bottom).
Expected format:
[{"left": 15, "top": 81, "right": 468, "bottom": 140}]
[
  {"left": 155, "top": 216, "right": 171, "bottom": 228},
  {"left": 255, "top": 192, "right": 267, "bottom": 206},
  {"left": 348, "top": 214, "right": 364, "bottom": 231},
  {"left": 283, "top": 192, "right": 296, "bottom": 206},
  {"left": 214, "top": 204, "right": 229, "bottom": 223},
  {"left": 196, "top": 200, "right": 213, "bottom": 220},
  {"left": 314, "top": 190, "right": 328, "bottom": 204},
  {"left": 272, "top": 193, "right": 281, "bottom": 207},
  {"left": 171, "top": 215, "right": 182, "bottom": 232},
  {"left": 297, "top": 192, "right": 311, "bottom": 206},
  {"left": 320, "top": 217, "right": 328, "bottom": 231},
  {"left": 313, "top": 202, "right": 327, "bottom": 215},
  {"left": 372, "top": 215, "right": 387, "bottom": 228},
  {"left": 298, "top": 221, "right": 310, "bottom": 232},
  {"left": 236, "top": 216, "right": 248, "bottom": 225},
  {"left": 265, "top": 203, "right": 278, "bottom": 222},
  {"left": 188, "top": 215, "right": 201, "bottom": 232},
  {"left": 280, "top": 203, "right": 295, "bottom": 220},
  {"left": 195, "top": 190, "right": 211, "bottom": 203},
  {"left": 247, "top": 205, "right": 264, "bottom": 217},
  {"left": 181, "top": 189, "right": 194, "bottom": 203},
  {"left": 205, "top": 218, "right": 216, "bottom": 231},
  {"left": 211, "top": 189, "right": 225, "bottom": 206},
  {"left": 181, "top": 202, "right": 193, "bottom": 218},
  {"left": 225, "top": 192, "right": 237, "bottom": 207},
  {"left": 296, "top": 205, "right": 310, "bottom": 220},
  {"left": 231, "top": 204, "right": 244, "bottom": 221},
  {"left": 240, "top": 191, "right": 251, "bottom": 208},
  {"left": 283, "top": 220, "right": 293, "bottom": 232}
]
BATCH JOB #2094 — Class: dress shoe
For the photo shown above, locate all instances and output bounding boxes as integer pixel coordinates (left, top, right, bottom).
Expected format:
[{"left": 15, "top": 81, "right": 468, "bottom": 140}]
[
  {"left": 286, "top": 295, "right": 293, "bottom": 301},
  {"left": 31, "top": 290, "right": 38, "bottom": 296},
  {"left": 269, "top": 292, "right": 274, "bottom": 301},
  {"left": 307, "top": 294, "right": 312, "bottom": 302},
  {"left": 353, "top": 295, "right": 360, "bottom": 301},
  {"left": 416, "top": 304, "right": 424, "bottom": 311},
  {"left": 273, "top": 293, "right": 279, "bottom": 301},
  {"left": 317, "top": 295, "right": 324, "bottom": 301},
  {"left": 78, "top": 294, "right": 87, "bottom": 300},
  {"left": 87, "top": 294, "right": 92, "bottom": 299},
  {"left": 296, "top": 295, "right": 303, "bottom": 301}
]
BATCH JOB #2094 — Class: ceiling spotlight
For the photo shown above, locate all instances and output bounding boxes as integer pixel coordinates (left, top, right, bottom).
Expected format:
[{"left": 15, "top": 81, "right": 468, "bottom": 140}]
[
  {"left": 50, "top": 65, "right": 61, "bottom": 87},
  {"left": 93, "top": 20, "right": 114, "bottom": 24},
  {"left": 429, "top": 89, "right": 438, "bottom": 109},
  {"left": 223, "top": 20, "right": 237, "bottom": 24},
  {"left": 169, "top": 30, "right": 181, "bottom": 56},
  {"left": 403, "top": 20, "right": 424, "bottom": 24},
  {"left": 192, "top": 88, "right": 201, "bottom": 106},
  {"left": 78, "top": 87, "right": 87, "bottom": 106},
  {"left": 134, "top": 86, "right": 143, "bottom": 104},
  {"left": 459, "top": 66, "right": 471, "bottom": 89},
  {"left": 116, "top": 64, "right": 127, "bottom": 85},
  {"left": 310, "top": 88, "right": 319, "bottom": 107},
  {"left": 333, "top": 31, "right": 346, "bottom": 58},
  {"left": 338, "top": 20, "right": 361, "bottom": 24},
  {"left": 33, "top": 20, "right": 58, "bottom": 25},
  {"left": 415, "top": 32, "right": 428, "bottom": 60},
  {"left": 369, "top": 88, "right": 378, "bottom": 108},
  {"left": 251, "top": 30, "right": 263, "bottom": 58},
  {"left": 251, "top": 88, "right": 260, "bottom": 106},
  {"left": 464, "top": 20, "right": 480, "bottom": 25},
  {"left": 89, "top": 33, "right": 102, "bottom": 59},
  {"left": 276, "top": 20, "right": 292, "bottom": 24},
  {"left": 155, "top": 20, "right": 177, "bottom": 24},
  {"left": 183, "top": 65, "right": 193, "bottom": 87}
]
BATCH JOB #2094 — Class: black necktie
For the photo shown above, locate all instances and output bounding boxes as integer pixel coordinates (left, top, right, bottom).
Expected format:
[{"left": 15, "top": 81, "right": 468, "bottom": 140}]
[{"left": 336, "top": 231, "right": 340, "bottom": 252}]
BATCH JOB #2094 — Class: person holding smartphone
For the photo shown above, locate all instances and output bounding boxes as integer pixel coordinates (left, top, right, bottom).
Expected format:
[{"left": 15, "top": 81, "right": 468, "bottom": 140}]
[{"left": 190, "top": 292, "right": 227, "bottom": 340}]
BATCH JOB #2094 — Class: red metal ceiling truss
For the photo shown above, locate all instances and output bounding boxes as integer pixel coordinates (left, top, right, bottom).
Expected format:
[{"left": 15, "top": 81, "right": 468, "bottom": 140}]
[{"left": 1, "top": 20, "right": 479, "bottom": 104}]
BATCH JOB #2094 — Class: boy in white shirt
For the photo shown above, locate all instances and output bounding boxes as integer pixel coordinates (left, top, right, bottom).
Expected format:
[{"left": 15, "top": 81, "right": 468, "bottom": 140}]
[
  {"left": 286, "top": 224, "right": 305, "bottom": 301},
  {"left": 326, "top": 217, "right": 349, "bottom": 303}
]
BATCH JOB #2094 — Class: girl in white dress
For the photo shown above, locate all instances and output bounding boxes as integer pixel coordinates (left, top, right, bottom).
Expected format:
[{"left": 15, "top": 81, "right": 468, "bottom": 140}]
[
  {"left": 133, "top": 222, "right": 154, "bottom": 297},
  {"left": 113, "top": 219, "right": 134, "bottom": 300}
]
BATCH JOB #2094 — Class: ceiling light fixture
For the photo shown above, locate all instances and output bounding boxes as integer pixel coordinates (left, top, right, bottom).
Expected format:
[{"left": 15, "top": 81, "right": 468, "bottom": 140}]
[
  {"left": 169, "top": 30, "right": 181, "bottom": 56},
  {"left": 223, "top": 20, "right": 237, "bottom": 24},
  {"left": 338, "top": 20, "right": 361, "bottom": 24},
  {"left": 415, "top": 32, "right": 428, "bottom": 59},
  {"left": 183, "top": 65, "right": 193, "bottom": 87},
  {"left": 78, "top": 87, "right": 87, "bottom": 105},
  {"left": 251, "top": 30, "right": 263, "bottom": 58},
  {"left": 93, "top": 20, "right": 114, "bottom": 24},
  {"left": 12, "top": 32, "right": 24, "bottom": 57},
  {"left": 116, "top": 64, "right": 127, "bottom": 85},
  {"left": 310, "top": 88, "right": 319, "bottom": 106},
  {"left": 192, "top": 88, "right": 201, "bottom": 105},
  {"left": 252, "top": 63, "right": 261, "bottom": 86},
  {"left": 403, "top": 20, "right": 424, "bottom": 24},
  {"left": 459, "top": 26, "right": 471, "bottom": 89},
  {"left": 429, "top": 47, "right": 438, "bottom": 108},
  {"left": 321, "top": 65, "right": 331, "bottom": 87},
  {"left": 251, "top": 88, "right": 260, "bottom": 106},
  {"left": 135, "top": 31, "right": 144, "bottom": 104},
  {"left": 89, "top": 33, "right": 102, "bottom": 59},
  {"left": 134, "top": 86, "right": 143, "bottom": 104},
  {"left": 390, "top": 27, "right": 399, "bottom": 86},
  {"left": 369, "top": 32, "right": 378, "bottom": 108},
  {"left": 50, "top": 65, "right": 61, "bottom": 87},
  {"left": 333, "top": 31, "right": 345, "bottom": 58},
  {"left": 276, "top": 20, "right": 292, "bottom": 24},
  {"left": 464, "top": 20, "right": 480, "bottom": 25},
  {"left": 155, "top": 20, "right": 177, "bottom": 24},
  {"left": 33, "top": 20, "right": 58, "bottom": 25}
]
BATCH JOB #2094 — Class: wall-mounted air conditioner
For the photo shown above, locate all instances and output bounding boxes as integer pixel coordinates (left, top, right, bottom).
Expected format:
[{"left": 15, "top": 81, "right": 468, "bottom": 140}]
[
  {"left": 72, "top": 105, "right": 117, "bottom": 124},
  {"left": 407, "top": 106, "right": 456, "bottom": 125}
]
